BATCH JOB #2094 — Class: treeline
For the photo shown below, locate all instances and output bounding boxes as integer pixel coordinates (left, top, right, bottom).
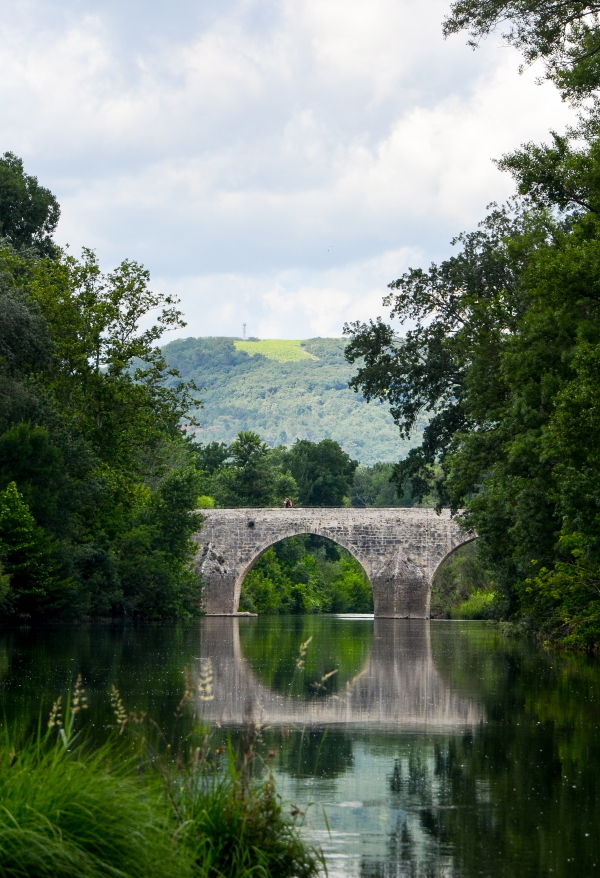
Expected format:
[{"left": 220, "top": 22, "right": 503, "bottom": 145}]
[
  {"left": 195, "top": 433, "right": 426, "bottom": 510},
  {"left": 345, "top": 1, "right": 600, "bottom": 648},
  {"left": 195, "top": 432, "right": 358, "bottom": 508},
  {"left": 0, "top": 153, "right": 203, "bottom": 621}
]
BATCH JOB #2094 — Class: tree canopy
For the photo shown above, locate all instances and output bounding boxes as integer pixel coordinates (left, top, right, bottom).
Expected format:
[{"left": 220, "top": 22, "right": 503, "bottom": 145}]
[
  {"left": 0, "top": 155, "right": 203, "bottom": 620},
  {"left": 277, "top": 439, "right": 358, "bottom": 507},
  {"left": 444, "top": 0, "right": 600, "bottom": 100},
  {"left": 0, "top": 152, "right": 60, "bottom": 256},
  {"left": 345, "top": 110, "right": 600, "bottom": 647}
]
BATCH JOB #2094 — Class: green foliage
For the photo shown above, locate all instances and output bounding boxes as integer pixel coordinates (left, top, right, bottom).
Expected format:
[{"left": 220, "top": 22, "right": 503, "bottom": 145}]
[
  {"left": 163, "top": 336, "right": 425, "bottom": 465},
  {"left": 179, "top": 765, "right": 322, "bottom": 878},
  {"left": 204, "top": 431, "right": 298, "bottom": 508},
  {"left": 344, "top": 108, "right": 600, "bottom": 647},
  {"left": 0, "top": 482, "right": 76, "bottom": 618},
  {"left": 0, "top": 156, "right": 203, "bottom": 620},
  {"left": 0, "top": 714, "right": 322, "bottom": 878},
  {"left": 454, "top": 589, "right": 498, "bottom": 620},
  {"left": 443, "top": 0, "right": 600, "bottom": 102},
  {"left": 0, "top": 740, "right": 182, "bottom": 878},
  {"left": 278, "top": 439, "right": 358, "bottom": 507},
  {"left": 0, "top": 152, "right": 60, "bottom": 256},
  {"left": 239, "top": 535, "right": 373, "bottom": 614},
  {"left": 350, "top": 461, "right": 430, "bottom": 507},
  {"left": 116, "top": 467, "right": 204, "bottom": 618},
  {"left": 430, "top": 541, "right": 496, "bottom": 619}
]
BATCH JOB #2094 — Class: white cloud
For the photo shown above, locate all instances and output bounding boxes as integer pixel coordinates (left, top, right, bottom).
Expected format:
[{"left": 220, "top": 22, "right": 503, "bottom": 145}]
[{"left": 0, "top": 0, "right": 577, "bottom": 338}]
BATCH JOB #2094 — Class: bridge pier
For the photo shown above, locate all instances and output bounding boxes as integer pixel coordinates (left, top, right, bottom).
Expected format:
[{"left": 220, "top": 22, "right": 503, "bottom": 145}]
[{"left": 194, "top": 508, "right": 472, "bottom": 618}]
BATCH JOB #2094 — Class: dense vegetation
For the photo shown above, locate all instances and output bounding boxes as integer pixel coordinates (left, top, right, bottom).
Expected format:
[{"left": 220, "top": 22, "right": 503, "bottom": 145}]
[
  {"left": 239, "top": 535, "right": 373, "bottom": 615},
  {"left": 0, "top": 152, "right": 203, "bottom": 621},
  {"left": 345, "top": 7, "right": 600, "bottom": 648},
  {"left": 162, "top": 336, "right": 426, "bottom": 465},
  {"left": 430, "top": 542, "right": 496, "bottom": 619},
  {"left": 0, "top": 680, "right": 321, "bottom": 878},
  {"left": 195, "top": 432, "right": 359, "bottom": 509}
]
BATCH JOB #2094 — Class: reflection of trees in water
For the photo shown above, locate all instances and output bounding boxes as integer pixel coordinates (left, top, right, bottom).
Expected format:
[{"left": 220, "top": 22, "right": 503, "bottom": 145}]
[
  {"left": 202, "top": 618, "right": 482, "bottom": 728},
  {"left": 239, "top": 616, "right": 373, "bottom": 698},
  {"left": 355, "top": 721, "right": 600, "bottom": 878},
  {"left": 283, "top": 728, "right": 354, "bottom": 779},
  {"left": 358, "top": 738, "right": 470, "bottom": 878}
]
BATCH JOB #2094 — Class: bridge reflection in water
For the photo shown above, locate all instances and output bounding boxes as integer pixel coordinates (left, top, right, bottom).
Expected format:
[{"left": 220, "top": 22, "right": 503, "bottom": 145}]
[{"left": 194, "top": 618, "right": 482, "bottom": 730}]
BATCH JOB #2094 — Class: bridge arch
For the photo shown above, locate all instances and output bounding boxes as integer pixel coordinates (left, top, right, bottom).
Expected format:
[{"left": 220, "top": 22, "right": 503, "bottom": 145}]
[
  {"left": 195, "top": 508, "right": 474, "bottom": 618},
  {"left": 233, "top": 528, "right": 373, "bottom": 612},
  {"left": 430, "top": 534, "right": 478, "bottom": 584}
]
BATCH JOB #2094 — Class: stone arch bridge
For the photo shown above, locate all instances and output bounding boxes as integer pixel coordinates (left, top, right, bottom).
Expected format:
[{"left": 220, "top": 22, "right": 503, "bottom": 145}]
[{"left": 195, "top": 508, "right": 473, "bottom": 617}]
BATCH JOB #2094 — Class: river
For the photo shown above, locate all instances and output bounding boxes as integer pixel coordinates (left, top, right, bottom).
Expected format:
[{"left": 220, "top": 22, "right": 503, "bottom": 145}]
[{"left": 1, "top": 616, "right": 599, "bottom": 877}]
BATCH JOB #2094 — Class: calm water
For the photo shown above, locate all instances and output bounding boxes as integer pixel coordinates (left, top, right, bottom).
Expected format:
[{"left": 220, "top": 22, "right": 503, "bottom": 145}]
[{"left": 1, "top": 617, "right": 600, "bottom": 877}]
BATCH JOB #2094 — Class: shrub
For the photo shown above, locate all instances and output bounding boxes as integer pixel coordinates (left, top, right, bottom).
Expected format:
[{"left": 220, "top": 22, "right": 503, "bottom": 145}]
[
  {"left": 176, "top": 758, "right": 324, "bottom": 878},
  {"left": 453, "top": 590, "right": 498, "bottom": 620}
]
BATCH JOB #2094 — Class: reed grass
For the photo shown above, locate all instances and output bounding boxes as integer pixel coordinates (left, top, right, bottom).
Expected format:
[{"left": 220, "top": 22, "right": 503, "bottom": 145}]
[
  {"left": 0, "top": 685, "right": 324, "bottom": 878},
  {"left": 173, "top": 752, "right": 324, "bottom": 878},
  {"left": 0, "top": 736, "right": 182, "bottom": 878}
]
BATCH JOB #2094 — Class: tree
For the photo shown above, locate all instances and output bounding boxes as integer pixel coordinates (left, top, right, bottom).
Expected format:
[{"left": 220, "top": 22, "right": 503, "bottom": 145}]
[
  {"left": 344, "top": 203, "right": 539, "bottom": 506},
  {"left": 345, "top": 135, "right": 600, "bottom": 641},
  {"left": 443, "top": 0, "right": 600, "bottom": 101},
  {"left": 0, "top": 153, "right": 60, "bottom": 255},
  {"left": 282, "top": 439, "right": 358, "bottom": 506},
  {"left": 195, "top": 441, "right": 230, "bottom": 474},
  {"left": 0, "top": 482, "right": 75, "bottom": 618},
  {"left": 209, "top": 431, "right": 297, "bottom": 507},
  {"left": 350, "top": 462, "right": 421, "bottom": 507},
  {"left": 0, "top": 155, "right": 205, "bottom": 620}
]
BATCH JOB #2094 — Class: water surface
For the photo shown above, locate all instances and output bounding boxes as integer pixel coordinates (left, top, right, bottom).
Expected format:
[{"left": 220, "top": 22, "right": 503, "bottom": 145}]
[{"left": 1, "top": 617, "right": 599, "bottom": 877}]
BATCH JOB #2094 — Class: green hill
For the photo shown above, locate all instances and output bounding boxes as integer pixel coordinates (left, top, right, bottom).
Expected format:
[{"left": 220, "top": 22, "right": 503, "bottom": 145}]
[{"left": 162, "top": 336, "right": 423, "bottom": 465}]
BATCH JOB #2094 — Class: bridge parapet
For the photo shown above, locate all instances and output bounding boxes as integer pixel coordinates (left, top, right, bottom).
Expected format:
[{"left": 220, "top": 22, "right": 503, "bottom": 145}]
[{"left": 194, "top": 508, "right": 473, "bottom": 618}]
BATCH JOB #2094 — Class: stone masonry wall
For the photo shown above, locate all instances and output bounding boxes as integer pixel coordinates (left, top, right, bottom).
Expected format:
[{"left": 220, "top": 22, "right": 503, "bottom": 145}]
[{"left": 194, "top": 508, "right": 473, "bottom": 618}]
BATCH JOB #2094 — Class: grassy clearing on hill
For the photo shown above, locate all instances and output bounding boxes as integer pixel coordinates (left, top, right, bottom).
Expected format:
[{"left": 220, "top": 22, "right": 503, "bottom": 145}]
[
  {"left": 234, "top": 339, "right": 317, "bottom": 362},
  {"left": 164, "top": 337, "right": 425, "bottom": 465}
]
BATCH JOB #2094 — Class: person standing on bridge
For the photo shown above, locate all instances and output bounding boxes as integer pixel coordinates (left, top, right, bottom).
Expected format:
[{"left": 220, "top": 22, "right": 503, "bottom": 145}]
[{"left": 283, "top": 498, "right": 293, "bottom": 508}]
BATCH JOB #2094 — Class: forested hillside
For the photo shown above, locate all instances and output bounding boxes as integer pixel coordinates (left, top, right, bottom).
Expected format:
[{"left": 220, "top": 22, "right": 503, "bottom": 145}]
[{"left": 162, "top": 336, "right": 424, "bottom": 465}]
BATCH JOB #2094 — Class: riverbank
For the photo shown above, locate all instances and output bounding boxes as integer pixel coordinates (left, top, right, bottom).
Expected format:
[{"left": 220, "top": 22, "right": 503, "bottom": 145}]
[{"left": 0, "top": 693, "right": 323, "bottom": 878}]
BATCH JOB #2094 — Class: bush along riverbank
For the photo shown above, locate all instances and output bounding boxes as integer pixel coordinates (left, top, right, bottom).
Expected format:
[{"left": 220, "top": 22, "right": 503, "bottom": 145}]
[{"left": 0, "top": 680, "right": 323, "bottom": 878}]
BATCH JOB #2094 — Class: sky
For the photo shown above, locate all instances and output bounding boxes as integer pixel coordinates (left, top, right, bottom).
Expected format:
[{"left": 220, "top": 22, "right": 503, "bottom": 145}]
[{"left": 1, "top": 0, "right": 575, "bottom": 340}]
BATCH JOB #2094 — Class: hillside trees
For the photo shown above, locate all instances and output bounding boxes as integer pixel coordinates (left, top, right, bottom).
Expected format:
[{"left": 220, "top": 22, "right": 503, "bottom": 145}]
[
  {"left": 162, "top": 336, "right": 418, "bottom": 465},
  {"left": 0, "top": 156, "right": 202, "bottom": 620}
]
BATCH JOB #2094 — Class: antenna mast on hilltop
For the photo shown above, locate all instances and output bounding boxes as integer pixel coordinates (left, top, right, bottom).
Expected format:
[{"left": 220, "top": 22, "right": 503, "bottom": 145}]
[{"left": 243, "top": 323, "right": 247, "bottom": 340}]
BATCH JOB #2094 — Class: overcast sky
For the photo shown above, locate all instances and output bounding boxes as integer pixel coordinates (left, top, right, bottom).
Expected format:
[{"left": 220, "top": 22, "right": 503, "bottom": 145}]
[{"left": 1, "top": 0, "right": 574, "bottom": 340}]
